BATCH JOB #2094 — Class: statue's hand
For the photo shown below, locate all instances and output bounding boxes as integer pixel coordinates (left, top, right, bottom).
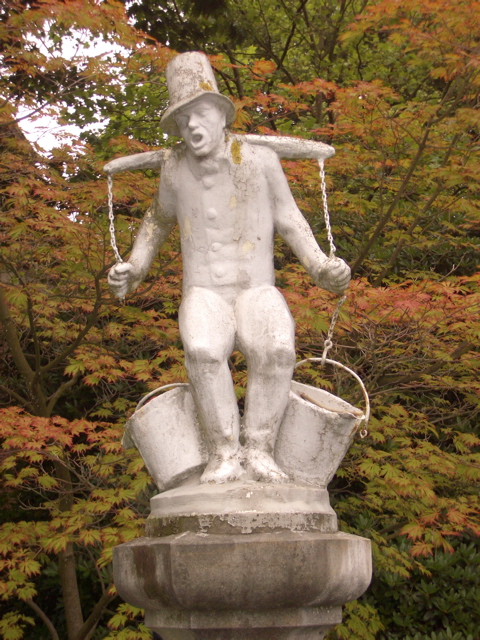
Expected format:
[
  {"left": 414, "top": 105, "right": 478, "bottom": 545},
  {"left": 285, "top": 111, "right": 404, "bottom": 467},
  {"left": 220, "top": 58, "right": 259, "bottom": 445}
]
[
  {"left": 108, "top": 262, "right": 141, "bottom": 299},
  {"left": 104, "top": 158, "right": 123, "bottom": 175},
  {"left": 316, "top": 257, "right": 351, "bottom": 294}
]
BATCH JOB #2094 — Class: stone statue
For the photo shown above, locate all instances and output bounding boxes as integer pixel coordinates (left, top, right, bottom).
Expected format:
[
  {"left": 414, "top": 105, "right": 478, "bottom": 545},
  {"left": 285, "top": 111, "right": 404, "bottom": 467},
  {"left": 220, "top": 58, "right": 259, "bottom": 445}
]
[
  {"left": 109, "top": 53, "right": 372, "bottom": 640},
  {"left": 106, "top": 52, "right": 351, "bottom": 486}
]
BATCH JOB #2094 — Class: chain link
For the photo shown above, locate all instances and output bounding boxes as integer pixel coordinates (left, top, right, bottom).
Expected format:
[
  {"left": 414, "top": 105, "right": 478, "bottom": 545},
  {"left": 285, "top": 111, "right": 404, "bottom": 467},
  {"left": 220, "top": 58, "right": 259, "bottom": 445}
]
[
  {"left": 321, "top": 294, "right": 347, "bottom": 365},
  {"left": 318, "top": 159, "right": 336, "bottom": 258},
  {"left": 318, "top": 160, "right": 368, "bottom": 437},
  {"left": 107, "top": 174, "right": 123, "bottom": 265},
  {"left": 318, "top": 158, "right": 345, "bottom": 365}
]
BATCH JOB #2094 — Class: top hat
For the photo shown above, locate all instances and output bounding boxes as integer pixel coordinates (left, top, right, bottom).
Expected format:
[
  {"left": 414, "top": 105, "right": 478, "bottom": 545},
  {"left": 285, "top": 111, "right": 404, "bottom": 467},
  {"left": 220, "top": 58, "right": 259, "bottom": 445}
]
[{"left": 160, "top": 52, "right": 236, "bottom": 136}]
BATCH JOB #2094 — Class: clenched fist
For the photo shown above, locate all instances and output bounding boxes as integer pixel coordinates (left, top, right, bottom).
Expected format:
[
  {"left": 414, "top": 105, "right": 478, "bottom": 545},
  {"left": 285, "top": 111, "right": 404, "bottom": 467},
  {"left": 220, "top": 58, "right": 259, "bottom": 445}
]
[
  {"left": 108, "top": 262, "right": 142, "bottom": 299},
  {"left": 315, "top": 257, "right": 351, "bottom": 294}
]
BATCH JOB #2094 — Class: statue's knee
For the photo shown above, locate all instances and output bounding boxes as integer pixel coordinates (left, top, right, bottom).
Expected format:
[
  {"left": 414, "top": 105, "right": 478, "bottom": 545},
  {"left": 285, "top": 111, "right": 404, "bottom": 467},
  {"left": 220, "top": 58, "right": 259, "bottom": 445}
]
[
  {"left": 263, "top": 344, "right": 296, "bottom": 371},
  {"left": 278, "top": 344, "right": 296, "bottom": 370},
  {"left": 185, "top": 343, "right": 224, "bottom": 368}
]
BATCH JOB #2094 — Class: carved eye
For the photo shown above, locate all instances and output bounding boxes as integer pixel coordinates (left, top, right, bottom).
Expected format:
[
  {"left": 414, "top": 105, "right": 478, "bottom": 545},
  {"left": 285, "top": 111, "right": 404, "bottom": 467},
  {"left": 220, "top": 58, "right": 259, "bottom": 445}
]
[{"left": 175, "top": 114, "right": 189, "bottom": 127}]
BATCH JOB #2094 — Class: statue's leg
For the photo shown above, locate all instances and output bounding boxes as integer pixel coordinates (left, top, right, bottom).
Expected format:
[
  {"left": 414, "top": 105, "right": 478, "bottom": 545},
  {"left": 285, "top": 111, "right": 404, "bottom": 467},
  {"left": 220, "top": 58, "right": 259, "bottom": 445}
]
[
  {"left": 179, "top": 286, "right": 242, "bottom": 483},
  {"left": 235, "top": 286, "right": 296, "bottom": 482}
]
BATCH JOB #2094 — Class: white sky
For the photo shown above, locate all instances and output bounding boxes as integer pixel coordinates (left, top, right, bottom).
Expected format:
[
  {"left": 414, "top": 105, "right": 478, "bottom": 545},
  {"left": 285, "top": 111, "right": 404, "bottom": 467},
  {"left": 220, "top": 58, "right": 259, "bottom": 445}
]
[{"left": 19, "top": 33, "right": 126, "bottom": 153}]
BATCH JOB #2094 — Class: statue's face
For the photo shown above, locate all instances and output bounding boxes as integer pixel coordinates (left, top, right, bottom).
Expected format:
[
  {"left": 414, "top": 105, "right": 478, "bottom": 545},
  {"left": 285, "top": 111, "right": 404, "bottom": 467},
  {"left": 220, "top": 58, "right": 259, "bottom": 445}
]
[{"left": 174, "top": 97, "right": 226, "bottom": 157}]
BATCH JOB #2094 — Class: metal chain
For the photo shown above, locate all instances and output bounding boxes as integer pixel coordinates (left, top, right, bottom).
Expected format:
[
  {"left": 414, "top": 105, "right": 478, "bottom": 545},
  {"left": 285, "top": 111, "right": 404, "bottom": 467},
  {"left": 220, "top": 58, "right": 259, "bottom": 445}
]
[
  {"left": 321, "top": 294, "right": 347, "bottom": 365},
  {"left": 107, "top": 174, "right": 123, "bottom": 264},
  {"left": 317, "top": 160, "right": 368, "bottom": 437},
  {"left": 318, "top": 159, "right": 336, "bottom": 258},
  {"left": 318, "top": 158, "right": 345, "bottom": 364},
  {"left": 320, "top": 290, "right": 367, "bottom": 437}
]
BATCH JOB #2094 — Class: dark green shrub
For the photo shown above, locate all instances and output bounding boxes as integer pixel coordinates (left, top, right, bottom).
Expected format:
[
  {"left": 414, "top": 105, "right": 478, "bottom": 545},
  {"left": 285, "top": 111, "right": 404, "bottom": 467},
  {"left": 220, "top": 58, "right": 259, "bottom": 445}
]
[{"left": 370, "top": 539, "right": 480, "bottom": 639}]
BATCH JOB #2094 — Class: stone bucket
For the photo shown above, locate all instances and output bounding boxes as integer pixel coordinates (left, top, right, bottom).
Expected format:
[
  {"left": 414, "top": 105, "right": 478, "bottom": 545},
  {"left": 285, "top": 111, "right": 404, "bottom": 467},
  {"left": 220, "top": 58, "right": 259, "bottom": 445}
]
[
  {"left": 275, "top": 358, "right": 369, "bottom": 488},
  {"left": 124, "top": 359, "right": 369, "bottom": 492},
  {"left": 122, "top": 383, "right": 208, "bottom": 492}
]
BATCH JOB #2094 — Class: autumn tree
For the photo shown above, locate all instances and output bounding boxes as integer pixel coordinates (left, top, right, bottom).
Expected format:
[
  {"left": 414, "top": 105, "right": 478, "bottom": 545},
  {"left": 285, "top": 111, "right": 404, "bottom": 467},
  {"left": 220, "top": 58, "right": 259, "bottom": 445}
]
[
  {"left": 1, "top": 0, "right": 479, "bottom": 639},
  {"left": 0, "top": 2, "right": 178, "bottom": 638}
]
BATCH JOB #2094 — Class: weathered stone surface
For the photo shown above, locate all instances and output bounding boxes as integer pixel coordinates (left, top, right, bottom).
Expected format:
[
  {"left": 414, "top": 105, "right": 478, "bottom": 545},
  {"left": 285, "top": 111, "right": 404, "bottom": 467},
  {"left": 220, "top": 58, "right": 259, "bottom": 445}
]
[
  {"left": 123, "top": 385, "right": 208, "bottom": 492},
  {"left": 113, "top": 531, "right": 372, "bottom": 612},
  {"left": 276, "top": 381, "right": 364, "bottom": 487},
  {"left": 124, "top": 382, "right": 364, "bottom": 494},
  {"left": 109, "top": 51, "right": 373, "bottom": 640},
  {"left": 146, "top": 605, "right": 341, "bottom": 639},
  {"left": 146, "top": 481, "right": 337, "bottom": 536},
  {"left": 107, "top": 51, "right": 352, "bottom": 486}
]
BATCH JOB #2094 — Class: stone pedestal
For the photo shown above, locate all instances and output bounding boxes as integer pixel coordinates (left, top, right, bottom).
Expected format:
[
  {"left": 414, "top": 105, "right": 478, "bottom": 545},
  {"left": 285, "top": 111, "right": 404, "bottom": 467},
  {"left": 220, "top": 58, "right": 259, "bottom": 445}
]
[
  {"left": 113, "top": 482, "right": 372, "bottom": 639},
  {"left": 108, "top": 48, "right": 371, "bottom": 638}
]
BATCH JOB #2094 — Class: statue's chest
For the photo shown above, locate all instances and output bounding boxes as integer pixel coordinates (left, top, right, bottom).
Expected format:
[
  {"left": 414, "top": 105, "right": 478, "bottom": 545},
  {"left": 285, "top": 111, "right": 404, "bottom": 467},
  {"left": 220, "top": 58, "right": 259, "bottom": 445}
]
[{"left": 173, "top": 162, "right": 269, "bottom": 242}]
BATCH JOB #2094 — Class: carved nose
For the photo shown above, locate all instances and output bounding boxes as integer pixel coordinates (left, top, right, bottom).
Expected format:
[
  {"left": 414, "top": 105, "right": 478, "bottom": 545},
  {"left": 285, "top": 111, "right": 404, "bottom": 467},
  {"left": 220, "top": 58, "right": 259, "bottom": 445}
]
[{"left": 188, "top": 115, "right": 200, "bottom": 129}]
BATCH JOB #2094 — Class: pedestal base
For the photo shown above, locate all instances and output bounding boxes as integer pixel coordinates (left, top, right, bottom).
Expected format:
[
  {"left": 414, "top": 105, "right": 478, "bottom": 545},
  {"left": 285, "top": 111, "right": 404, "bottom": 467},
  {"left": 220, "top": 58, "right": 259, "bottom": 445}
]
[
  {"left": 113, "top": 530, "right": 371, "bottom": 639},
  {"left": 147, "top": 481, "right": 338, "bottom": 536},
  {"left": 147, "top": 605, "right": 341, "bottom": 639}
]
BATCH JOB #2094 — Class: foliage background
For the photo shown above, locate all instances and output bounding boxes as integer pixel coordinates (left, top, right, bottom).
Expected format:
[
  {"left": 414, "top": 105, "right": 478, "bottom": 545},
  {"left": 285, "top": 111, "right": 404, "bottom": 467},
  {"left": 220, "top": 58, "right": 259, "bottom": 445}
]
[{"left": 0, "top": 0, "right": 478, "bottom": 639}]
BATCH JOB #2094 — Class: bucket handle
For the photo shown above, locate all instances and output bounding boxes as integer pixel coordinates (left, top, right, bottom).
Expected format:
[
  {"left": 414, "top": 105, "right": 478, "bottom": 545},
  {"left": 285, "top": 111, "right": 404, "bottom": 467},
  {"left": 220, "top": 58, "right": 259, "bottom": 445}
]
[
  {"left": 135, "top": 382, "right": 190, "bottom": 412},
  {"left": 295, "top": 358, "right": 370, "bottom": 437}
]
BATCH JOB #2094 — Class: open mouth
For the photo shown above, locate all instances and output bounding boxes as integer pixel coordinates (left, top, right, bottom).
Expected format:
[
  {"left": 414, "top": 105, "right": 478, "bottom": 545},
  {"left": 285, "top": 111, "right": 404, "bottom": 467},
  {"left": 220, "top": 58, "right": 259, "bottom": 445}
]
[{"left": 191, "top": 133, "right": 203, "bottom": 144}]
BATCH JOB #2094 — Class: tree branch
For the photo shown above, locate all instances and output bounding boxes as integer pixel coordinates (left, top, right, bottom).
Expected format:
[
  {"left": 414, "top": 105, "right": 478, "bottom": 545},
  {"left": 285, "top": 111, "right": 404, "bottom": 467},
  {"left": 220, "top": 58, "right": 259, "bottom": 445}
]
[
  {"left": 0, "top": 73, "right": 106, "bottom": 128},
  {"left": 0, "top": 383, "right": 34, "bottom": 412},
  {"left": 327, "top": 0, "right": 348, "bottom": 63},
  {"left": 350, "top": 73, "right": 471, "bottom": 278},
  {"left": 73, "top": 585, "right": 116, "bottom": 640},
  {"left": 25, "top": 599, "right": 60, "bottom": 640},
  {"left": 40, "top": 273, "right": 104, "bottom": 375},
  {"left": 351, "top": 122, "right": 433, "bottom": 276},
  {"left": 375, "top": 341, "right": 475, "bottom": 389},
  {"left": 213, "top": 66, "right": 237, "bottom": 98},
  {"left": 26, "top": 295, "right": 42, "bottom": 371},
  {"left": 243, "top": 0, "right": 297, "bottom": 85},
  {"left": 0, "top": 287, "right": 35, "bottom": 383},
  {"left": 0, "top": 255, "right": 42, "bottom": 368},
  {"left": 279, "top": 0, "right": 309, "bottom": 68},
  {"left": 372, "top": 184, "right": 443, "bottom": 287},
  {"left": 46, "top": 372, "right": 81, "bottom": 415}
]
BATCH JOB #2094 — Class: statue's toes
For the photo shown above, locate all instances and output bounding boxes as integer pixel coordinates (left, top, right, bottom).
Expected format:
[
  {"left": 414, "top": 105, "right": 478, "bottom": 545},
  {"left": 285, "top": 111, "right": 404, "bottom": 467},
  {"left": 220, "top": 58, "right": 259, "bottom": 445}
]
[
  {"left": 200, "top": 455, "right": 243, "bottom": 484},
  {"left": 245, "top": 449, "right": 289, "bottom": 483}
]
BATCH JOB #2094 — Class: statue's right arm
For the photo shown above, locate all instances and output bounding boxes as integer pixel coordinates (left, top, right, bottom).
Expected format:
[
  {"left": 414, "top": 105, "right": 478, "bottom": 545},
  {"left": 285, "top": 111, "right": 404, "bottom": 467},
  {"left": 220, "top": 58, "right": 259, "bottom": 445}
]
[
  {"left": 266, "top": 149, "right": 351, "bottom": 294},
  {"left": 104, "top": 150, "right": 166, "bottom": 175},
  {"left": 108, "top": 183, "right": 177, "bottom": 299}
]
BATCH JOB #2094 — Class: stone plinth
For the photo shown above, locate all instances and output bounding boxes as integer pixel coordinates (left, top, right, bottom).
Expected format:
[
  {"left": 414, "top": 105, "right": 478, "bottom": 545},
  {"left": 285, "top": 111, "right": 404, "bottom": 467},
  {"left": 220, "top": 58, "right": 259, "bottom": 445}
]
[
  {"left": 113, "top": 483, "right": 372, "bottom": 639},
  {"left": 114, "top": 531, "right": 371, "bottom": 639},
  {"left": 146, "top": 605, "right": 342, "bottom": 639},
  {"left": 146, "top": 481, "right": 338, "bottom": 536}
]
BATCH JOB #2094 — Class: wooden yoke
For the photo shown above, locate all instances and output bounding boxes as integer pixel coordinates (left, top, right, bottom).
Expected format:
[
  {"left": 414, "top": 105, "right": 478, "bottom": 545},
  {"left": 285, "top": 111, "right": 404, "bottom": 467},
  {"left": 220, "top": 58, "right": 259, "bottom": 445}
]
[{"left": 103, "top": 135, "right": 335, "bottom": 175}]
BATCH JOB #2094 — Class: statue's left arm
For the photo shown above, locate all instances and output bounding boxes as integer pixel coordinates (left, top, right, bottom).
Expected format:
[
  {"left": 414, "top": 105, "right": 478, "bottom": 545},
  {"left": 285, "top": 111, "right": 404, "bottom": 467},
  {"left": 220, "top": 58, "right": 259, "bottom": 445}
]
[
  {"left": 268, "top": 151, "right": 351, "bottom": 294},
  {"left": 108, "top": 187, "right": 176, "bottom": 299}
]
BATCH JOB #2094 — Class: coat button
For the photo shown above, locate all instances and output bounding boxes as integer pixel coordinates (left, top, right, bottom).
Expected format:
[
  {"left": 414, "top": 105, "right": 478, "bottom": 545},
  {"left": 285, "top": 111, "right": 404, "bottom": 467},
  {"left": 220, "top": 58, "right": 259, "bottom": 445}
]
[
  {"left": 202, "top": 177, "right": 215, "bottom": 188},
  {"left": 206, "top": 208, "right": 217, "bottom": 219},
  {"left": 211, "top": 242, "right": 222, "bottom": 252}
]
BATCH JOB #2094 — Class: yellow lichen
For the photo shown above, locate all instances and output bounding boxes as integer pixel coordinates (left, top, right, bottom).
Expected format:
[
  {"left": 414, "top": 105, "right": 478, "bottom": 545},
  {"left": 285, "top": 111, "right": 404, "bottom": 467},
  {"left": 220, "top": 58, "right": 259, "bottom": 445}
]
[
  {"left": 183, "top": 217, "right": 192, "bottom": 239},
  {"left": 242, "top": 240, "right": 255, "bottom": 254},
  {"left": 199, "top": 81, "right": 213, "bottom": 91},
  {"left": 231, "top": 139, "right": 242, "bottom": 164}
]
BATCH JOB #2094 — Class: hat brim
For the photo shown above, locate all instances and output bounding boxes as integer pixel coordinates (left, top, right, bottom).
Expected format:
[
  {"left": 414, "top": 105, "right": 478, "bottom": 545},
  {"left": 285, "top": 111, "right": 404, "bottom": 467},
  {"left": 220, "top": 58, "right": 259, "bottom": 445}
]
[{"left": 160, "top": 92, "right": 236, "bottom": 136}]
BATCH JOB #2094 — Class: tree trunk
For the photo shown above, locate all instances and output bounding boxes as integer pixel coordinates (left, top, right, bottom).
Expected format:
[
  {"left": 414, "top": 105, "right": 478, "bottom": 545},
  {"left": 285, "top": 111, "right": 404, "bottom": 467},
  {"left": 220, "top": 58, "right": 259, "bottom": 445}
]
[{"left": 58, "top": 543, "right": 85, "bottom": 640}]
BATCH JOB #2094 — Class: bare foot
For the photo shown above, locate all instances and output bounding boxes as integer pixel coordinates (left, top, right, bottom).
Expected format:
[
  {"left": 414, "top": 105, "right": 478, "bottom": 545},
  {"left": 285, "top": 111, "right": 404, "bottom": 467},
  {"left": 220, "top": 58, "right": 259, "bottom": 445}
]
[
  {"left": 245, "top": 448, "right": 289, "bottom": 483},
  {"left": 200, "top": 453, "right": 243, "bottom": 484}
]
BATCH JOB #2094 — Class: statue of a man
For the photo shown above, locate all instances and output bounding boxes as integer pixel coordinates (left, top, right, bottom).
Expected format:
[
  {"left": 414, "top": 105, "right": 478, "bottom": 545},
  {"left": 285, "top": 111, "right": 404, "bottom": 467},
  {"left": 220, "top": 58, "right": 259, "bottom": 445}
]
[{"left": 108, "top": 52, "right": 351, "bottom": 484}]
